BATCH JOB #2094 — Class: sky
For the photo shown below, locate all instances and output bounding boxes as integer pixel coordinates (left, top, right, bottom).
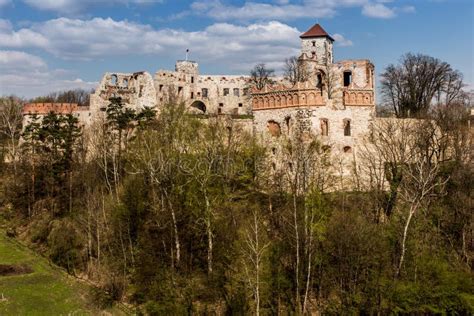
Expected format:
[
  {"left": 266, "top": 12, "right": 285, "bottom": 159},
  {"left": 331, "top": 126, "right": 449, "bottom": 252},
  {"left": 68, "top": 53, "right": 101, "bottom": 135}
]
[{"left": 0, "top": 0, "right": 473, "bottom": 98}]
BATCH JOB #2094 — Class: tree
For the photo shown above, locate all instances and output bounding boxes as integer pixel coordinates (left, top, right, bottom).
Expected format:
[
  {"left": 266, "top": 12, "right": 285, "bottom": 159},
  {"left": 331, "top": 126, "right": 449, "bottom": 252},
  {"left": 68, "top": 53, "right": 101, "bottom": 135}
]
[
  {"left": 250, "top": 63, "right": 275, "bottom": 90},
  {"left": 380, "top": 53, "right": 465, "bottom": 117},
  {"left": 241, "top": 207, "right": 270, "bottom": 316},
  {"left": 30, "top": 88, "right": 93, "bottom": 107},
  {"left": 284, "top": 57, "right": 310, "bottom": 85},
  {"left": 0, "top": 96, "right": 23, "bottom": 175}
]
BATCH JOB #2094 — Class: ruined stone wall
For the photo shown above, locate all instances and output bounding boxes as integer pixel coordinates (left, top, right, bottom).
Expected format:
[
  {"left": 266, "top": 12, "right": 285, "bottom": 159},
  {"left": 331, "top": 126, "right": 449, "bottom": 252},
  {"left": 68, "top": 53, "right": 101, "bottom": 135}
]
[
  {"left": 22, "top": 103, "right": 92, "bottom": 128},
  {"left": 155, "top": 61, "right": 252, "bottom": 116},
  {"left": 89, "top": 71, "right": 157, "bottom": 116}
]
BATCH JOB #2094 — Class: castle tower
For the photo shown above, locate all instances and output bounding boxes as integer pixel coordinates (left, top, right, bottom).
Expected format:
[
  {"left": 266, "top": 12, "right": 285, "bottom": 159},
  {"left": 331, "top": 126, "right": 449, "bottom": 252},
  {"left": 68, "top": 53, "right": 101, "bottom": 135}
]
[{"left": 300, "top": 23, "right": 334, "bottom": 65}]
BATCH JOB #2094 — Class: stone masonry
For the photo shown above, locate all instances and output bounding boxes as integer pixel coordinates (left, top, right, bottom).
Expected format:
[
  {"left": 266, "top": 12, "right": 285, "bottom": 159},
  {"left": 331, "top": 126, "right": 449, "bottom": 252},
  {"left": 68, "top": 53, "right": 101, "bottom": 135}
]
[{"left": 23, "top": 23, "right": 377, "bottom": 184}]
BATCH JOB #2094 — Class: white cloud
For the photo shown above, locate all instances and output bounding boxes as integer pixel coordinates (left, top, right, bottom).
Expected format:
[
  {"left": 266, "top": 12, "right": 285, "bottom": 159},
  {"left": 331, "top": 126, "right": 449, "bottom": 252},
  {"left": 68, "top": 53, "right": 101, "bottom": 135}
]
[
  {"left": 191, "top": 0, "right": 336, "bottom": 21},
  {"left": 22, "top": 0, "right": 163, "bottom": 14},
  {"left": 0, "top": 18, "right": 302, "bottom": 67},
  {"left": 332, "top": 34, "right": 353, "bottom": 47},
  {"left": 0, "top": 0, "right": 11, "bottom": 7},
  {"left": 0, "top": 50, "right": 96, "bottom": 98},
  {"left": 0, "top": 18, "right": 306, "bottom": 96},
  {"left": 362, "top": 3, "right": 396, "bottom": 18},
  {"left": 188, "top": 0, "right": 415, "bottom": 21},
  {"left": 0, "top": 50, "right": 47, "bottom": 70}
]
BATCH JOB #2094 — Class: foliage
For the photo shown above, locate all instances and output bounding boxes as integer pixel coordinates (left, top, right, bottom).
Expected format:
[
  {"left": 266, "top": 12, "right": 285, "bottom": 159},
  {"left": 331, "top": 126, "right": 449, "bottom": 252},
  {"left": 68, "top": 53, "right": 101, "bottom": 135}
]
[{"left": 1, "top": 94, "right": 472, "bottom": 314}]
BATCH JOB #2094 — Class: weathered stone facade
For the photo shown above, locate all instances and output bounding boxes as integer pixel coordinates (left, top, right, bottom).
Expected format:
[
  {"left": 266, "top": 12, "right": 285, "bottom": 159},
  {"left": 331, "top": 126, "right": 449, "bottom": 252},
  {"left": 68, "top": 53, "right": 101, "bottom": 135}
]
[
  {"left": 23, "top": 23, "right": 377, "bottom": 185},
  {"left": 22, "top": 102, "right": 91, "bottom": 126},
  {"left": 252, "top": 24, "right": 375, "bottom": 182}
]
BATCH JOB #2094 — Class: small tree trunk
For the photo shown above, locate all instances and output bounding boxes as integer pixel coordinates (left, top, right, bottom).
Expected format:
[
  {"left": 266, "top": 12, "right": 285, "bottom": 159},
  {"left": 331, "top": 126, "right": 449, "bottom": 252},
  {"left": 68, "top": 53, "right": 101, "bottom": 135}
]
[
  {"left": 293, "top": 192, "right": 301, "bottom": 312},
  {"left": 397, "top": 201, "right": 418, "bottom": 277},
  {"left": 205, "top": 192, "right": 213, "bottom": 274}
]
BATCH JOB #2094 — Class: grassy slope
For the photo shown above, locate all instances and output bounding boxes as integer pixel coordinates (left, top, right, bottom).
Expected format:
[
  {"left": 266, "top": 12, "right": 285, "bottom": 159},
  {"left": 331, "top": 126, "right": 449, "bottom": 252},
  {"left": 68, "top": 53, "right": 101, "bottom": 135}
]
[{"left": 0, "top": 231, "right": 125, "bottom": 316}]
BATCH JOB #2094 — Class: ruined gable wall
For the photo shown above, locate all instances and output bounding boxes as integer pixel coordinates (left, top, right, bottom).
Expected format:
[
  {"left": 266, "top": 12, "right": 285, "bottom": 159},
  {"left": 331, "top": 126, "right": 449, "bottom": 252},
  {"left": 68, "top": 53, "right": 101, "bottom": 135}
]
[{"left": 90, "top": 71, "right": 157, "bottom": 115}]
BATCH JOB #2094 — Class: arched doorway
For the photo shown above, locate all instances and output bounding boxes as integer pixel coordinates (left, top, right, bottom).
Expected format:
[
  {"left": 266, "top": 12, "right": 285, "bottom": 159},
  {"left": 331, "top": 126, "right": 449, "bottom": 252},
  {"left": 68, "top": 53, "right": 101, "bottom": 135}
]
[{"left": 190, "top": 100, "right": 206, "bottom": 113}]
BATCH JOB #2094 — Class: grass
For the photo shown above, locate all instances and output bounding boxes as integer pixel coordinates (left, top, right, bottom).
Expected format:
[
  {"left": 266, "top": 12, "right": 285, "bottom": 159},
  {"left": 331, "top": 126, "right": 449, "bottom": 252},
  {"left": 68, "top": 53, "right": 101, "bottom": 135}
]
[{"left": 0, "top": 230, "right": 127, "bottom": 316}]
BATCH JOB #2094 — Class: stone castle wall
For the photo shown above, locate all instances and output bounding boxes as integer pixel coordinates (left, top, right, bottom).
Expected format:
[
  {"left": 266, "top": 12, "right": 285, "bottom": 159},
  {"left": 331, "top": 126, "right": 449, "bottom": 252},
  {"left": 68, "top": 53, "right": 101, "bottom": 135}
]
[
  {"left": 154, "top": 60, "right": 252, "bottom": 116},
  {"left": 23, "top": 23, "right": 381, "bottom": 188}
]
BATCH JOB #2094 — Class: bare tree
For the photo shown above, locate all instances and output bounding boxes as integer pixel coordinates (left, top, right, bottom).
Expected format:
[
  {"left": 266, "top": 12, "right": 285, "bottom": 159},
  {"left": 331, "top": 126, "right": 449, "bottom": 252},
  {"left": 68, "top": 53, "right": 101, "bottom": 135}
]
[
  {"left": 381, "top": 53, "right": 464, "bottom": 117},
  {"left": 250, "top": 63, "right": 275, "bottom": 90},
  {"left": 30, "top": 88, "right": 93, "bottom": 107},
  {"left": 284, "top": 56, "right": 310, "bottom": 85},
  {"left": 242, "top": 207, "right": 270, "bottom": 316},
  {"left": 277, "top": 122, "right": 332, "bottom": 313},
  {"left": 0, "top": 96, "right": 23, "bottom": 174}
]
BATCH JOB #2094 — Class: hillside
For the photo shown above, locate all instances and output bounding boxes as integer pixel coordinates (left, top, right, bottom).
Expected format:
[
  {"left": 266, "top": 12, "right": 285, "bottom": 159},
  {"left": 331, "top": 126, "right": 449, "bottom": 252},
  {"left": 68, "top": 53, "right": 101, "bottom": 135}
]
[{"left": 0, "top": 230, "right": 128, "bottom": 316}]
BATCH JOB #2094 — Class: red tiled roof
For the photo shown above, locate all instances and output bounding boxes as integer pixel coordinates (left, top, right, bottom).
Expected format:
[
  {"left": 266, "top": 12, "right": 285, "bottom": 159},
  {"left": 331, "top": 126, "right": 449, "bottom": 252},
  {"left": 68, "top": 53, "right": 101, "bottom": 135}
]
[
  {"left": 22, "top": 103, "right": 85, "bottom": 115},
  {"left": 300, "top": 23, "right": 334, "bottom": 41}
]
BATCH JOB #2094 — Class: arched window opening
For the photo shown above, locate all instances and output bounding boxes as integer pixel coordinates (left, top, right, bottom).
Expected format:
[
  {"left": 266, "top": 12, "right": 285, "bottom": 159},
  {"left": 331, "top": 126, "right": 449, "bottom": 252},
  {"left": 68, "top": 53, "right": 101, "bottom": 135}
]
[
  {"left": 110, "top": 74, "right": 118, "bottom": 85},
  {"left": 267, "top": 120, "right": 281, "bottom": 137},
  {"left": 285, "top": 116, "right": 291, "bottom": 134},
  {"left": 317, "top": 73, "right": 323, "bottom": 89},
  {"left": 123, "top": 78, "right": 129, "bottom": 88},
  {"left": 190, "top": 100, "right": 206, "bottom": 113},
  {"left": 343, "top": 119, "right": 351, "bottom": 136},
  {"left": 343, "top": 146, "right": 352, "bottom": 153}
]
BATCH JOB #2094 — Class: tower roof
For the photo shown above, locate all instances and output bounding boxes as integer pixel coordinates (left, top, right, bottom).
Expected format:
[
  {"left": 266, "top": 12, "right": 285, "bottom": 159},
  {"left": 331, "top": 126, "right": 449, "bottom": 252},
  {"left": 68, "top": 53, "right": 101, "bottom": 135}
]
[{"left": 300, "top": 23, "right": 334, "bottom": 41}]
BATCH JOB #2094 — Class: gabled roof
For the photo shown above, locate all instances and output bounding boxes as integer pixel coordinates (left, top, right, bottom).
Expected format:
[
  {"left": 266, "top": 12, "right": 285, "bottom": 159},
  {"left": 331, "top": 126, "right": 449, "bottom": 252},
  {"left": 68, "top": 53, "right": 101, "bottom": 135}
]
[{"left": 300, "top": 23, "right": 334, "bottom": 42}]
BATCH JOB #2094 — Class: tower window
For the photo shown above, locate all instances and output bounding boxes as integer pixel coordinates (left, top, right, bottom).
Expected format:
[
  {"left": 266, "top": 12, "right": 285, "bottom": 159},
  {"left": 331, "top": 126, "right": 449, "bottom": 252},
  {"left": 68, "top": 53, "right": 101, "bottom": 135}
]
[
  {"left": 317, "top": 73, "right": 323, "bottom": 88},
  {"left": 343, "top": 119, "right": 351, "bottom": 136},
  {"left": 233, "top": 88, "right": 240, "bottom": 96},
  {"left": 159, "top": 84, "right": 163, "bottom": 92},
  {"left": 320, "top": 118, "right": 329, "bottom": 136},
  {"left": 238, "top": 103, "right": 243, "bottom": 107},
  {"left": 312, "top": 41, "right": 316, "bottom": 47},
  {"left": 202, "top": 88, "right": 208, "bottom": 98},
  {"left": 223, "top": 88, "right": 229, "bottom": 96},
  {"left": 343, "top": 71, "right": 352, "bottom": 87},
  {"left": 178, "top": 86, "right": 183, "bottom": 95},
  {"left": 191, "top": 76, "right": 194, "bottom": 83},
  {"left": 191, "top": 92, "right": 194, "bottom": 99},
  {"left": 219, "top": 103, "right": 224, "bottom": 107},
  {"left": 343, "top": 146, "right": 352, "bottom": 153}
]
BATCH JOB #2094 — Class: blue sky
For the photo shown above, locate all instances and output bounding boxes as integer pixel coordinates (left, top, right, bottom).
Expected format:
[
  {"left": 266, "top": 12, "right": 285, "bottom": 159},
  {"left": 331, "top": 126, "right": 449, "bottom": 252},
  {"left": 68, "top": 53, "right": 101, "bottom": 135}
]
[{"left": 0, "top": 0, "right": 472, "bottom": 98}]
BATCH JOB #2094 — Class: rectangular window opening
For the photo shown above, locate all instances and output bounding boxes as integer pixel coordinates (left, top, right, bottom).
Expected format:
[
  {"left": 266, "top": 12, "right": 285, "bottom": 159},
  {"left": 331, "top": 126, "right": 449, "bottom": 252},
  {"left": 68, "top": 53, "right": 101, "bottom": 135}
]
[{"left": 343, "top": 72, "right": 352, "bottom": 87}]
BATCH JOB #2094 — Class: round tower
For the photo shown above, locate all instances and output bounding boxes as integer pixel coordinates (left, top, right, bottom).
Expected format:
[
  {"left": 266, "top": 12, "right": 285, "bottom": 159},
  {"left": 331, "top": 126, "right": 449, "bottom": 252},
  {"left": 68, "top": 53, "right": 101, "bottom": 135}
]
[{"left": 300, "top": 23, "right": 334, "bottom": 65}]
